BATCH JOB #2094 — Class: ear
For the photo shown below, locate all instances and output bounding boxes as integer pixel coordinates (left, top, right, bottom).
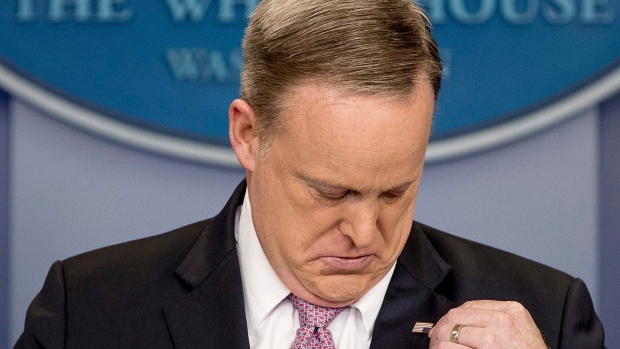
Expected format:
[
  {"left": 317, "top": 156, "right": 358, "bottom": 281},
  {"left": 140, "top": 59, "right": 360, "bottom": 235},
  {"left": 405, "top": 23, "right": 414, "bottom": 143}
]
[{"left": 229, "top": 99, "right": 259, "bottom": 172}]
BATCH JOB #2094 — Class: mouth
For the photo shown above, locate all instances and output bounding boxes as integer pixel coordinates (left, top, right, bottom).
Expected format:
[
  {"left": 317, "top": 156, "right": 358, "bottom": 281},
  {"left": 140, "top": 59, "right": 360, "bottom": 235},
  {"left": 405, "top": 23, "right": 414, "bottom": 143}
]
[{"left": 323, "top": 255, "right": 373, "bottom": 271}]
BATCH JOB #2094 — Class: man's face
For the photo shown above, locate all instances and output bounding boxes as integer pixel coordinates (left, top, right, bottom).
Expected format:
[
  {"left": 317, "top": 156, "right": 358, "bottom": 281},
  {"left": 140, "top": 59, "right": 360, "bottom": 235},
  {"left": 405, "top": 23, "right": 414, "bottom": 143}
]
[{"left": 245, "top": 81, "right": 434, "bottom": 307}]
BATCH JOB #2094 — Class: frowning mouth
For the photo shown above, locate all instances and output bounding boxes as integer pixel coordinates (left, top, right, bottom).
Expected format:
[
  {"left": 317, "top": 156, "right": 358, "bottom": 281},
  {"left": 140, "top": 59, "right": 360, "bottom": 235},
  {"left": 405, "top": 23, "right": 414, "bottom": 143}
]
[{"left": 322, "top": 255, "right": 373, "bottom": 270}]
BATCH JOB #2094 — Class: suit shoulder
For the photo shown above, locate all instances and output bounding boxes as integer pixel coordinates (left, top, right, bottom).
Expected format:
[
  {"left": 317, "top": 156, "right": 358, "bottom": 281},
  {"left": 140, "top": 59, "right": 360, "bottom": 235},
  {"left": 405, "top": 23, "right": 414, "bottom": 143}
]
[
  {"left": 61, "top": 218, "right": 213, "bottom": 287},
  {"left": 415, "top": 222, "right": 575, "bottom": 295}
]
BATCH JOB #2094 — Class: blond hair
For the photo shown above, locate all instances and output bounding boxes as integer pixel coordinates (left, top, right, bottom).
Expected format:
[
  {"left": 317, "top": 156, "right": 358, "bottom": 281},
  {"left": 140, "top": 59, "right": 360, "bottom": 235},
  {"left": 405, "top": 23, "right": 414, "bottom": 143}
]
[{"left": 241, "top": 0, "right": 442, "bottom": 143}]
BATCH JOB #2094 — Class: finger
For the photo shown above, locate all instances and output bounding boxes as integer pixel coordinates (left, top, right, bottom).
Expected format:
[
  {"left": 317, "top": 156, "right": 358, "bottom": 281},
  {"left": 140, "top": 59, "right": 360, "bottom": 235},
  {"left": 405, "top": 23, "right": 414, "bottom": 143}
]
[
  {"left": 430, "top": 323, "right": 473, "bottom": 344},
  {"left": 461, "top": 299, "right": 524, "bottom": 312},
  {"left": 429, "top": 342, "right": 469, "bottom": 349},
  {"left": 435, "top": 306, "right": 506, "bottom": 328},
  {"left": 460, "top": 300, "right": 538, "bottom": 329},
  {"left": 427, "top": 308, "right": 483, "bottom": 339},
  {"left": 432, "top": 324, "right": 493, "bottom": 348},
  {"left": 429, "top": 325, "right": 476, "bottom": 349}
]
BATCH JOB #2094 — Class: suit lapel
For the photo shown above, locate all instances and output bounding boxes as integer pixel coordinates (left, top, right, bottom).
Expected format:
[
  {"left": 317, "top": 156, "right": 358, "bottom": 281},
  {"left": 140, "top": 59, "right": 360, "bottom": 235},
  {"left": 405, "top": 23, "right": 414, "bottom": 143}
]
[
  {"left": 163, "top": 181, "right": 250, "bottom": 349},
  {"left": 370, "top": 222, "right": 454, "bottom": 349}
]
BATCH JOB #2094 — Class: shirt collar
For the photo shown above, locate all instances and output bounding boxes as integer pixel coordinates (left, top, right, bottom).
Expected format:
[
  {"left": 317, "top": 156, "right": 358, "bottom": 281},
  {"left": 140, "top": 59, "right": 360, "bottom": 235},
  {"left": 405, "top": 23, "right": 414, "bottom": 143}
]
[
  {"left": 235, "top": 189, "right": 396, "bottom": 338},
  {"left": 236, "top": 190, "right": 291, "bottom": 335},
  {"left": 349, "top": 262, "right": 396, "bottom": 340}
]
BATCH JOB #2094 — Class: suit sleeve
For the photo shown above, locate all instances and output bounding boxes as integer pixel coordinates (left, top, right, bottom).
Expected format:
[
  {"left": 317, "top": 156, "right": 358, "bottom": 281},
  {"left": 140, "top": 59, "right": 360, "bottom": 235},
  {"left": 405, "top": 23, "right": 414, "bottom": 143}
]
[
  {"left": 13, "top": 261, "right": 67, "bottom": 349},
  {"left": 558, "top": 278, "right": 606, "bottom": 349}
]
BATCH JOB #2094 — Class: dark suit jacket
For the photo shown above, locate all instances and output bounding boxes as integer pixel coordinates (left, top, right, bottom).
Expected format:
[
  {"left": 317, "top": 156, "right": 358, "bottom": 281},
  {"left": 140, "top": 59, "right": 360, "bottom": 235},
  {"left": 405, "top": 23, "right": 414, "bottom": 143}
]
[{"left": 15, "top": 181, "right": 605, "bottom": 348}]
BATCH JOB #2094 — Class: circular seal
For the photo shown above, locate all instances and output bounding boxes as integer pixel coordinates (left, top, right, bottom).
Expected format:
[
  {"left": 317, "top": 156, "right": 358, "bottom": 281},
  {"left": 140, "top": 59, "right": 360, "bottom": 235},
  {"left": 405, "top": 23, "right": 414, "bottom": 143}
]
[{"left": 1, "top": 0, "right": 619, "bottom": 165}]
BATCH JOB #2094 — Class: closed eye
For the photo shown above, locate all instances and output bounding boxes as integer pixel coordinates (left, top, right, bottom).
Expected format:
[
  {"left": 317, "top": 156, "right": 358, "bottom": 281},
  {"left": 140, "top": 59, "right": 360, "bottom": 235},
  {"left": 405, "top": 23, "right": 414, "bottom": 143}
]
[
  {"left": 315, "top": 188, "right": 350, "bottom": 201},
  {"left": 380, "top": 191, "right": 406, "bottom": 202}
]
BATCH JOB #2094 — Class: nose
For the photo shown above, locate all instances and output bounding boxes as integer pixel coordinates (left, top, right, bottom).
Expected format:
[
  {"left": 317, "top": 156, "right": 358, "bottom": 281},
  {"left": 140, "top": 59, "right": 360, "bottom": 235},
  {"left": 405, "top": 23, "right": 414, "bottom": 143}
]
[{"left": 340, "top": 200, "right": 379, "bottom": 248}]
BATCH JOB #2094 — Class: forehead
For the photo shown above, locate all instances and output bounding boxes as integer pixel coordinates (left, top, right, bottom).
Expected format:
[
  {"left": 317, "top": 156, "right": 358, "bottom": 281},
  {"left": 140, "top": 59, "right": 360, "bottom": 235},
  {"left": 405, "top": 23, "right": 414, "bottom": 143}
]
[
  {"left": 269, "top": 82, "right": 435, "bottom": 187},
  {"left": 278, "top": 81, "right": 434, "bottom": 142}
]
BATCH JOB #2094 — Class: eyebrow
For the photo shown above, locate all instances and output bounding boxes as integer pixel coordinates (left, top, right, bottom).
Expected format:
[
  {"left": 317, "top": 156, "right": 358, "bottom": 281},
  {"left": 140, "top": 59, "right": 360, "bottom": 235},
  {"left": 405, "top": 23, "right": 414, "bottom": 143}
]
[
  {"left": 387, "top": 181, "right": 415, "bottom": 192},
  {"left": 303, "top": 177, "right": 417, "bottom": 194}
]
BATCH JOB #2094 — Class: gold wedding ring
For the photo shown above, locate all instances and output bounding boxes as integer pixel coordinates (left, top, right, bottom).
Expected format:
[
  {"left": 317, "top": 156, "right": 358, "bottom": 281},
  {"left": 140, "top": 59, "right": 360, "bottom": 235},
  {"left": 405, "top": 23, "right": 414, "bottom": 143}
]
[{"left": 450, "top": 324, "right": 465, "bottom": 344}]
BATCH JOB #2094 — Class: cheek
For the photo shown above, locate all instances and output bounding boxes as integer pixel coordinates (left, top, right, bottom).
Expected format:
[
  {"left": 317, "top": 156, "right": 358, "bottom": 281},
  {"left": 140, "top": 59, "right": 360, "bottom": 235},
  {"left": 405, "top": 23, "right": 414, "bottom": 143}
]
[
  {"left": 379, "top": 200, "right": 417, "bottom": 248},
  {"left": 280, "top": 207, "right": 342, "bottom": 254},
  {"left": 281, "top": 185, "right": 344, "bottom": 238}
]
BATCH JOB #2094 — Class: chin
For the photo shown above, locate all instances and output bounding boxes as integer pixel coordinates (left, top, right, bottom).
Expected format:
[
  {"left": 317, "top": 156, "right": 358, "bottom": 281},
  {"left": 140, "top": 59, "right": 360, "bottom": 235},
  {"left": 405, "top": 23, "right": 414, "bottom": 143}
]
[{"left": 311, "top": 274, "right": 371, "bottom": 305}]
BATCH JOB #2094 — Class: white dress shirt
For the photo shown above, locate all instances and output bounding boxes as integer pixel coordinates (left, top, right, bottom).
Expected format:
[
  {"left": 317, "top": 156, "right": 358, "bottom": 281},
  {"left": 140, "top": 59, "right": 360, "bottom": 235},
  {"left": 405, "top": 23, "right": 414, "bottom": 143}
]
[{"left": 235, "top": 190, "right": 396, "bottom": 349}]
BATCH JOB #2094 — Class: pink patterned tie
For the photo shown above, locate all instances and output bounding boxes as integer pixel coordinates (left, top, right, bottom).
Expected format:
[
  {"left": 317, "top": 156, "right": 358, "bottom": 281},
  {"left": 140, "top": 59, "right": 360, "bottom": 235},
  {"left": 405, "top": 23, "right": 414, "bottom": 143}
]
[{"left": 288, "top": 293, "right": 345, "bottom": 349}]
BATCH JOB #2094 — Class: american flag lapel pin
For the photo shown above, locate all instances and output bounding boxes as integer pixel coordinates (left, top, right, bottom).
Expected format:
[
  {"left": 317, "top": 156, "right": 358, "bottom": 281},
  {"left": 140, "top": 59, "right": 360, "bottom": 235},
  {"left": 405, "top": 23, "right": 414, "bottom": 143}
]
[{"left": 411, "top": 321, "right": 435, "bottom": 334}]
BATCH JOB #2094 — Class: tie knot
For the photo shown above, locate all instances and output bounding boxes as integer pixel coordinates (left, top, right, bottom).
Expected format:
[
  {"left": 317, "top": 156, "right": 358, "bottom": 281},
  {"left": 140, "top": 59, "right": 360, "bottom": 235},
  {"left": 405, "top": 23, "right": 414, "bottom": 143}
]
[{"left": 288, "top": 293, "right": 345, "bottom": 328}]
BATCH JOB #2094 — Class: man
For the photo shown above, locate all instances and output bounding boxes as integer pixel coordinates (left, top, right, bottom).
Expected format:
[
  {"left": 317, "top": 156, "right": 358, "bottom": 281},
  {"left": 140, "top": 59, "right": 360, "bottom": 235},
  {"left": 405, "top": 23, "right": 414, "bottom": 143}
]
[{"left": 16, "top": 0, "right": 604, "bottom": 348}]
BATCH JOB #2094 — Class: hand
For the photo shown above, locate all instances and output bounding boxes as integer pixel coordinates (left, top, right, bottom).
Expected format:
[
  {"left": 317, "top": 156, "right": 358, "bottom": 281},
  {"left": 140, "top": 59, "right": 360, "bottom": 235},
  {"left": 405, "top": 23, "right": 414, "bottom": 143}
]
[{"left": 428, "top": 300, "right": 548, "bottom": 349}]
